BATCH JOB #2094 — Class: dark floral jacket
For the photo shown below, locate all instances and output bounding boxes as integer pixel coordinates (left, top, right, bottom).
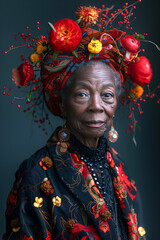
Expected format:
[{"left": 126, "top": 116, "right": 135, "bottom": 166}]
[{"left": 4, "top": 128, "right": 146, "bottom": 240}]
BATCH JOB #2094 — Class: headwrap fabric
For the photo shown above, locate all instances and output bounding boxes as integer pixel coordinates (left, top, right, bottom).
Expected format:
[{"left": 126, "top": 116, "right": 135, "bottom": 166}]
[{"left": 41, "top": 27, "right": 127, "bottom": 117}]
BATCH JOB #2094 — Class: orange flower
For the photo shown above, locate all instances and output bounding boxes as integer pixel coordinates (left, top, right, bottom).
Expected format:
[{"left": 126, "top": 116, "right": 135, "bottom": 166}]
[
  {"left": 76, "top": 6, "right": 101, "bottom": 26},
  {"left": 130, "top": 85, "right": 144, "bottom": 98}
]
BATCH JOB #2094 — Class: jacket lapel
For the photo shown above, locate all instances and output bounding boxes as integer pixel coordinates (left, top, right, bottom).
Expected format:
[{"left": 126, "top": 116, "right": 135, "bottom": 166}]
[{"left": 46, "top": 138, "right": 119, "bottom": 239}]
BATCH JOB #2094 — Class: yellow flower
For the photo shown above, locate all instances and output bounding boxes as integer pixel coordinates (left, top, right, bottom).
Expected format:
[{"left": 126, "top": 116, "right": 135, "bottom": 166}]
[
  {"left": 130, "top": 85, "right": 144, "bottom": 98},
  {"left": 36, "top": 44, "right": 48, "bottom": 55},
  {"left": 52, "top": 196, "right": 61, "bottom": 207},
  {"left": 33, "top": 197, "right": 43, "bottom": 208},
  {"left": 76, "top": 6, "right": 101, "bottom": 26},
  {"left": 138, "top": 226, "right": 146, "bottom": 236},
  {"left": 88, "top": 39, "right": 102, "bottom": 54},
  {"left": 30, "top": 53, "right": 40, "bottom": 63}
]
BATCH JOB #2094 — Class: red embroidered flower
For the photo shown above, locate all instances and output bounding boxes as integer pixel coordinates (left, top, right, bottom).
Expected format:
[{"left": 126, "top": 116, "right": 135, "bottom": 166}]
[
  {"left": 128, "top": 56, "right": 153, "bottom": 86},
  {"left": 127, "top": 210, "right": 139, "bottom": 240},
  {"left": 116, "top": 163, "right": 137, "bottom": 201},
  {"left": 106, "top": 152, "right": 115, "bottom": 167},
  {"left": 23, "top": 236, "right": 33, "bottom": 240},
  {"left": 46, "top": 230, "right": 52, "bottom": 240},
  {"left": 39, "top": 157, "right": 53, "bottom": 170},
  {"left": 40, "top": 180, "right": 54, "bottom": 196},
  {"left": 12, "top": 61, "right": 34, "bottom": 87},
  {"left": 49, "top": 18, "right": 82, "bottom": 52},
  {"left": 113, "top": 176, "right": 127, "bottom": 200},
  {"left": 120, "top": 35, "right": 140, "bottom": 54}
]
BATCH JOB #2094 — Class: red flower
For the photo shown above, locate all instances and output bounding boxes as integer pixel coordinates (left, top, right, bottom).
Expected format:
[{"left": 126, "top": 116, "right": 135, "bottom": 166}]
[
  {"left": 128, "top": 56, "right": 153, "bottom": 86},
  {"left": 23, "top": 236, "right": 33, "bottom": 240},
  {"left": 40, "top": 180, "right": 54, "bottom": 196},
  {"left": 120, "top": 35, "right": 140, "bottom": 54},
  {"left": 127, "top": 211, "right": 139, "bottom": 239},
  {"left": 116, "top": 163, "right": 137, "bottom": 201},
  {"left": 49, "top": 18, "right": 82, "bottom": 52},
  {"left": 39, "top": 156, "right": 53, "bottom": 170},
  {"left": 106, "top": 152, "right": 115, "bottom": 167},
  {"left": 12, "top": 61, "right": 34, "bottom": 87}
]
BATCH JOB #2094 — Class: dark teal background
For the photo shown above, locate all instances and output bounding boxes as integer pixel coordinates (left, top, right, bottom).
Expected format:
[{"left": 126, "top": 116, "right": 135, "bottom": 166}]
[{"left": 0, "top": 0, "right": 160, "bottom": 238}]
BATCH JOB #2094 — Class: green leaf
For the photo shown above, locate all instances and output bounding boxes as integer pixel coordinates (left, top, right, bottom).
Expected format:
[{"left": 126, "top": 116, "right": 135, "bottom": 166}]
[
  {"left": 52, "top": 51, "right": 59, "bottom": 61},
  {"left": 91, "top": 37, "right": 96, "bottom": 41},
  {"left": 136, "top": 124, "right": 142, "bottom": 131},
  {"left": 89, "top": 53, "right": 95, "bottom": 60},
  {"left": 26, "top": 111, "right": 32, "bottom": 117},
  {"left": 76, "top": 18, "right": 82, "bottom": 25},
  {"left": 78, "top": 42, "right": 85, "bottom": 49},
  {"left": 129, "top": 93, "right": 136, "bottom": 99},
  {"left": 27, "top": 90, "right": 32, "bottom": 102},
  {"left": 48, "top": 22, "right": 56, "bottom": 32},
  {"left": 72, "top": 50, "right": 78, "bottom": 58},
  {"left": 118, "top": 56, "right": 121, "bottom": 64},
  {"left": 138, "top": 33, "right": 145, "bottom": 39}
]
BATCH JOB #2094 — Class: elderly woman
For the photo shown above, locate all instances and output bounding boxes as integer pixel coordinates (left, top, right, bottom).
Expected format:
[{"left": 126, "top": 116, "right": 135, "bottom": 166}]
[
  {"left": 5, "top": 61, "right": 146, "bottom": 240},
  {"left": 4, "top": 5, "right": 150, "bottom": 240}
]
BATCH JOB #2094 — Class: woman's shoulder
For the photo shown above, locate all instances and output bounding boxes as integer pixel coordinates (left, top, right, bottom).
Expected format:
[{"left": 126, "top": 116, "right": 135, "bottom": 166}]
[{"left": 17, "top": 145, "right": 49, "bottom": 174}]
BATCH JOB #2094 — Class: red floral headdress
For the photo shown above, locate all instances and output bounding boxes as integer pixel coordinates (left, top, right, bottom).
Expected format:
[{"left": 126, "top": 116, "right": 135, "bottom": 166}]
[{"left": 3, "top": 1, "right": 160, "bottom": 140}]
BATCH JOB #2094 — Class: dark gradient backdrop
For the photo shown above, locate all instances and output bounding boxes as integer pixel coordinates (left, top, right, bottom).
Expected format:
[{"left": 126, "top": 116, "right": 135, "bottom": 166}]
[{"left": 0, "top": 0, "right": 160, "bottom": 238}]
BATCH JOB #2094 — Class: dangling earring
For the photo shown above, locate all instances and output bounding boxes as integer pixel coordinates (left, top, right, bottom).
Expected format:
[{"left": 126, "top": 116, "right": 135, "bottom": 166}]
[
  {"left": 108, "top": 115, "right": 118, "bottom": 143},
  {"left": 56, "top": 105, "right": 70, "bottom": 155}
]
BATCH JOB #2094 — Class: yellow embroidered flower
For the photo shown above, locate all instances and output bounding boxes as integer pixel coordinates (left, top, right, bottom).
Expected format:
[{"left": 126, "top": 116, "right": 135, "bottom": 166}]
[
  {"left": 138, "top": 226, "right": 146, "bottom": 236},
  {"left": 52, "top": 196, "right": 61, "bottom": 207},
  {"left": 30, "top": 53, "right": 40, "bottom": 63},
  {"left": 33, "top": 197, "right": 43, "bottom": 208},
  {"left": 36, "top": 44, "right": 48, "bottom": 55},
  {"left": 12, "top": 227, "right": 21, "bottom": 233},
  {"left": 88, "top": 39, "right": 102, "bottom": 54},
  {"left": 76, "top": 6, "right": 101, "bottom": 26},
  {"left": 130, "top": 85, "right": 144, "bottom": 98}
]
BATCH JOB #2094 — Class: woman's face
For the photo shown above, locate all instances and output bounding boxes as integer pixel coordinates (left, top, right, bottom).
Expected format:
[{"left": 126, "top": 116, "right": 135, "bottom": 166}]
[{"left": 64, "top": 63, "right": 117, "bottom": 145}]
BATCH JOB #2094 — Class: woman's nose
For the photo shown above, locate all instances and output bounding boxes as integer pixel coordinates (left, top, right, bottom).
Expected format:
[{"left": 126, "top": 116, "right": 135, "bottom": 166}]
[{"left": 88, "top": 94, "right": 103, "bottom": 113}]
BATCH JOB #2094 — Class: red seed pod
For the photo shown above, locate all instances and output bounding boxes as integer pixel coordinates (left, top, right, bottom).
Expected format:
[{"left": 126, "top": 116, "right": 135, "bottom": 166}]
[
  {"left": 3, "top": 91, "right": 5, "bottom": 95},
  {"left": 157, "top": 100, "right": 160, "bottom": 104},
  {"left": 139, "top": 111, "right": 143, "bottom": 114},
  {"left": 37, "top": 21, "right": 40, "bottom": 25},
  {"left": 17, "top": 105, "right": 21, "bottom": 108},
  {"left": 131, "top": 107, "right": 134, "bottom": 111},
  {"left": 4, "top": 51, "right": 7, "bottom": 54},
  {"left": 128, "top": 112, "right": 133, "bottom": 119},
  {"left": 136, "top": 103, "right": 140, "bottom": 107}
]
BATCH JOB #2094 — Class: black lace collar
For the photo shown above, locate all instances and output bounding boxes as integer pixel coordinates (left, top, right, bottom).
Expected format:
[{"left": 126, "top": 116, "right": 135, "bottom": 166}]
[{"left": 69, "top": 133, "right": 108, "bottom": 164}]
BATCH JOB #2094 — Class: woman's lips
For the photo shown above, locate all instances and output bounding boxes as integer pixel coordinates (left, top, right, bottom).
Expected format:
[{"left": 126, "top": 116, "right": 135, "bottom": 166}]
[{"left": 83, "top": 121, "right": 105, "bottom": 128}]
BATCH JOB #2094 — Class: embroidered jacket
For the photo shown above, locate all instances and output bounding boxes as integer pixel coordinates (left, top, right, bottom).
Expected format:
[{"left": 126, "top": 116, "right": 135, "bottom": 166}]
[{"left": 4, "top": 128, "right": 146, "bottom": 240}]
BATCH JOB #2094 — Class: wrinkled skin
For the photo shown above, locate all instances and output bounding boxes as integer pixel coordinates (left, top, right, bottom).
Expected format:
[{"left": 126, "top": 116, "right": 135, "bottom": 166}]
[{"left": 63, "top": 62, "right": 117, "bottom": 148}]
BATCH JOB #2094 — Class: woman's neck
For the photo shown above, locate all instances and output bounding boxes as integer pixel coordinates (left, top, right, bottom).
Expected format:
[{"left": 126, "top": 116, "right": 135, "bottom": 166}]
[{"left": 66, "top": 124, "right": 99, "bottom": 149}]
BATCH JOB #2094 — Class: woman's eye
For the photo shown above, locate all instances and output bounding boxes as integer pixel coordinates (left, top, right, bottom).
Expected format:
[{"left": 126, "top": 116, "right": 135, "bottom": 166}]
[
  {"left": 76, "top": 92, "right": 88, "bottom": 97},
  {"left": 103, "top": 92, "right": 113, "bottom": 98}
]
